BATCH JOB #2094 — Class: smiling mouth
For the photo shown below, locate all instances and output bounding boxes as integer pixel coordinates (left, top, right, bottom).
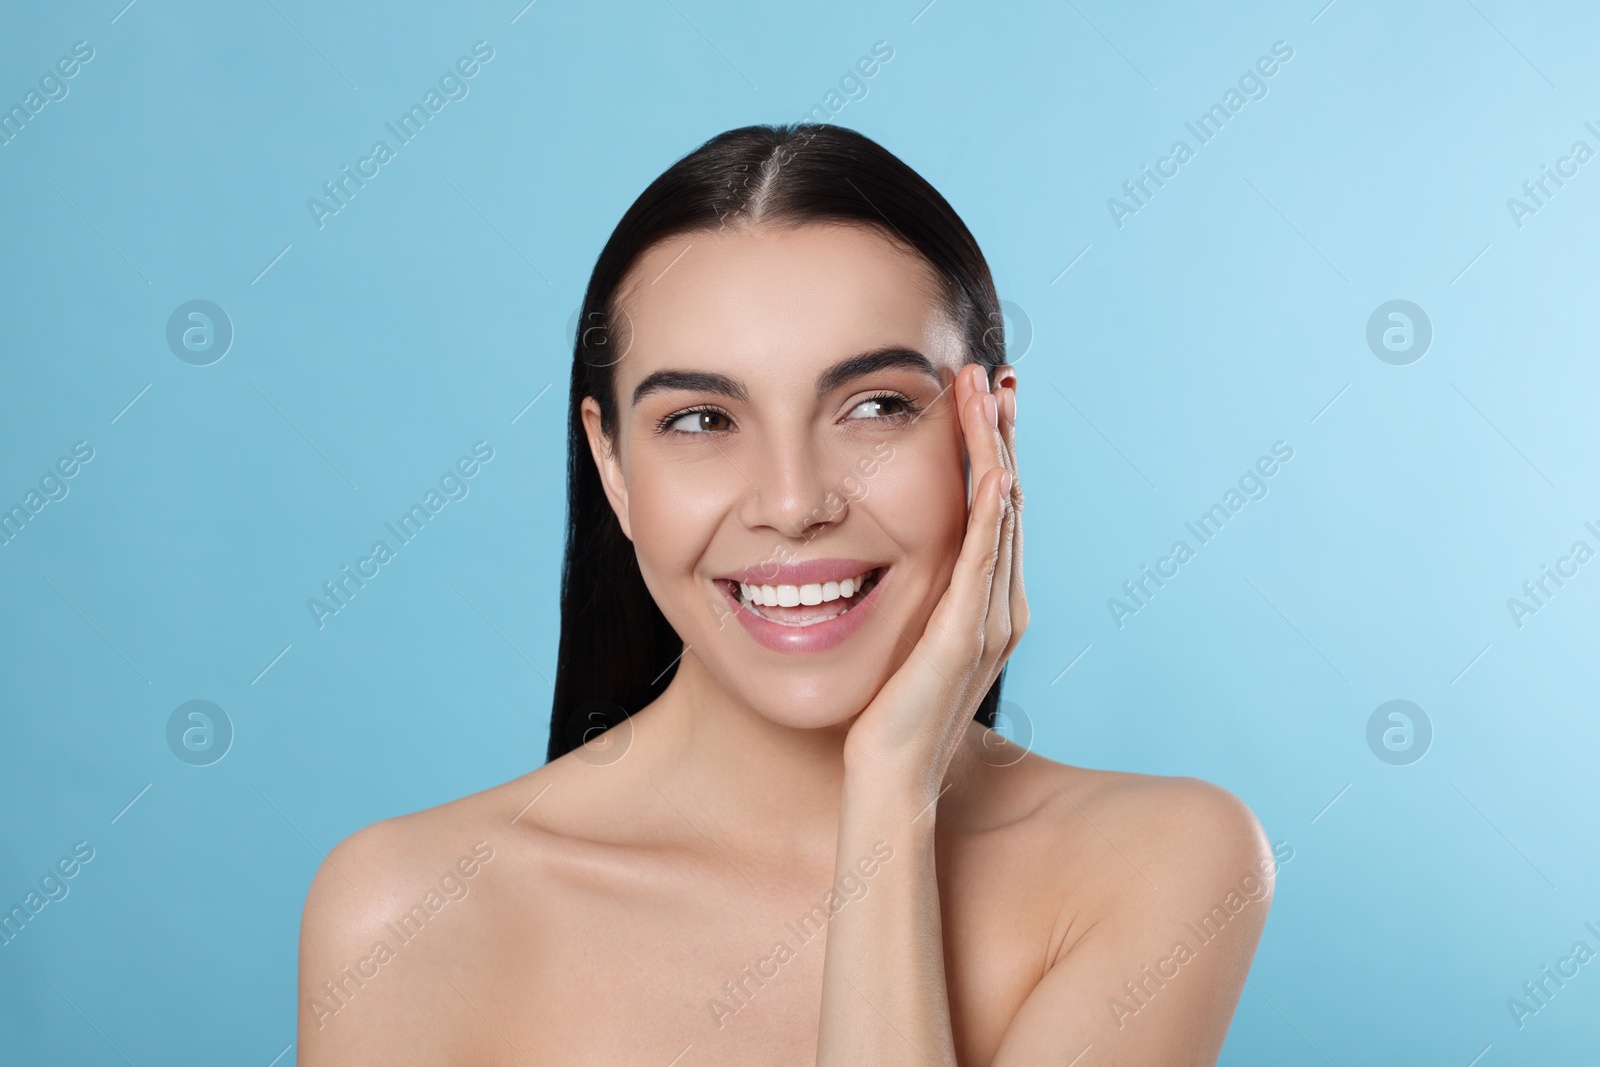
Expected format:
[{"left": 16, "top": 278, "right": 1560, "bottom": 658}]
[{"left": 717, "top": 567, "right": 885, "bottom": 627}]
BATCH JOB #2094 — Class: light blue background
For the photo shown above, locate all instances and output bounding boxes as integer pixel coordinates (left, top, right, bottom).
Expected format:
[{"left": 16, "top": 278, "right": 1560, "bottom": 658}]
[{"left": 2, "top": 1, "right": 1596, "bottom": 1063}]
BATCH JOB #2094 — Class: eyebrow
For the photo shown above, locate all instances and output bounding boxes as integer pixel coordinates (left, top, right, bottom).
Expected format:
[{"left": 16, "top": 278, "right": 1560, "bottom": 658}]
[{"left": 630, "top": 346, "right": 941, "bottom": 407}]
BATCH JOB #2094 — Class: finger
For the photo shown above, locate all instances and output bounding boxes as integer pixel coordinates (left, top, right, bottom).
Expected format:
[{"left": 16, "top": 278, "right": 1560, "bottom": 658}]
[
  {"left": 996, "top": 381, "right": 1027, "bottom": 655},
  {"left": 991, "top": 370, "right": 1020, "bottom": 500},
  {"left": 984, "top": 372, "right": 1023, "bottom": 543},
  {"left": 985, "top": 381, "right": 1019, "bottom": 662},
  {"left": 957, "top": 366, "right": 1018, "bottom": 662},
  {"left": 960, "top": 365, "right": 1008, "bottom": 510},
  {"left": 952, "top": 365, "right": 1026, "bottom": 671},
  {"left": 929, "top": 462, "right": 1011, "bottom": 674},
  {"left": 949, "top": 362, "right": 980, "bottom": 503},
  {"left": 994, "top": 368, "right": 1020, "bottom": 489}
]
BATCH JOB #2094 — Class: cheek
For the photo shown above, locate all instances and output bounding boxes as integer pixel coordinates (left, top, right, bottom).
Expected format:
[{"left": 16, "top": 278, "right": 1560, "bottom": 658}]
[
  {"left": 863, "top": 441, "right": 968, "bottom": 565},
  {"left": 624, "top": 449, "right": 739, "bottom": 594}
]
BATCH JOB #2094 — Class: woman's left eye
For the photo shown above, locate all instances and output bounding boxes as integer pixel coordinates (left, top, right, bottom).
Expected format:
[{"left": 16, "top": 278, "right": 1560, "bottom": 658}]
[{"left": 847, "top": 394, "right": 917, "bottom": 420}]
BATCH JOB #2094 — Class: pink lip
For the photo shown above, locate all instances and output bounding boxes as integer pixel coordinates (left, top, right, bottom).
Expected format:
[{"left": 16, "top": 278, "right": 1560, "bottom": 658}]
[
  {"left": 717, "top": 557, "right": 885, "bottom": 586},
  {"left": 716, "top": 567, "right": 890, "bottom": 654}
]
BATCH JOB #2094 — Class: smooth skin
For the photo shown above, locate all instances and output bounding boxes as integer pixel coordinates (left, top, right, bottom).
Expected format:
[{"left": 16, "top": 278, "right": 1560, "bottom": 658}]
[{"left": 298, "top": 222, "right": 1274, "bottom": 1065}]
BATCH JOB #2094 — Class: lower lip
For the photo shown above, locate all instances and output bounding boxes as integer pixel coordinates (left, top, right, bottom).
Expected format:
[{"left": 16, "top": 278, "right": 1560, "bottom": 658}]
[{"left": 719, "top": 570, "right": 889, "bottom": 654}]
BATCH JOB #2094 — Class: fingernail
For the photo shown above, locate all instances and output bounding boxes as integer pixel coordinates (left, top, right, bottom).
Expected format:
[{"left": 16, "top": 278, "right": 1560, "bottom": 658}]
[
  {"left": 1002, "top": 387, "right": 1016, "bottom": 423},
  {"left": 983, "top": 393, "right": 998, "bottom": 428},
  {"left": 1000, "top": 470, "right": 1013, "bottom": 496},
  {"left": 977, "top": 366, "right": 991, "bottom": 393}
]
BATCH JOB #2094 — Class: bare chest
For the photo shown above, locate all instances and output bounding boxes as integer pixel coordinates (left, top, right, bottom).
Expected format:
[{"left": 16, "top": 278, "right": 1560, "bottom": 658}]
[{"left": 446, "top": 841, "right": 1064, "bottom": 1066}]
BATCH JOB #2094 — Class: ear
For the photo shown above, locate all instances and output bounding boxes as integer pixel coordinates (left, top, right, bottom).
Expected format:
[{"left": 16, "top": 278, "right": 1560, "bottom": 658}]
[
  {"left": 580, "top": 396, "right": 633, "bottom": 541},
  {"left": 991, "top": 362, "right": 1018, "bottom": 393}
]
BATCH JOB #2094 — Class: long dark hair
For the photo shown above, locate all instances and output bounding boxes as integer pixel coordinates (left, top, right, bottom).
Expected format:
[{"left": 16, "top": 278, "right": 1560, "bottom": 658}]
[{"left": 547, "top": 122, "right": 1012, "bottom": 762}]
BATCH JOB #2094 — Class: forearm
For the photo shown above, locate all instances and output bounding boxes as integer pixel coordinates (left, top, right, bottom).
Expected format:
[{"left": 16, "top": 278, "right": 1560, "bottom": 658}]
[{"left": 815, "top": 775, "right": 958, "bottom": 1067}]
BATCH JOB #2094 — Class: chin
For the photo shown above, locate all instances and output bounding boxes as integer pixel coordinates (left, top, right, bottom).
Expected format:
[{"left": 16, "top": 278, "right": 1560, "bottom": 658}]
[
  {"left": 737, "top": 676, "right": 873, "bottom": 732},
  {"left": 705, "top": 572, "right": 918, "bottom": 731}
]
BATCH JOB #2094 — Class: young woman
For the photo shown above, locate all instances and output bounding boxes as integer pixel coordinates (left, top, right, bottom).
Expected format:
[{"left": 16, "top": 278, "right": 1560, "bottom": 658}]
[{"left": 299, "top": 123, "right": 1276, "bottom": 1065}]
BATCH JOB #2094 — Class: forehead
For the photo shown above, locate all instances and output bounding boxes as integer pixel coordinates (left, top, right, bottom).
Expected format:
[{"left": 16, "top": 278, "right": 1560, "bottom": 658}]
[{"left": 611, "top": 222, "right": 965, "bottom": 394}]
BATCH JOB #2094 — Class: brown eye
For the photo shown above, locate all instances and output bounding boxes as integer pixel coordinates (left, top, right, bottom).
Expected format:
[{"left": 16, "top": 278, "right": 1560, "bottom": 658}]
[
  {"left": 847, "top": 394, "right": 915, "bottom": 420},
  {"left": 662, "top": 408, "right": 732, "bottom": 434}
]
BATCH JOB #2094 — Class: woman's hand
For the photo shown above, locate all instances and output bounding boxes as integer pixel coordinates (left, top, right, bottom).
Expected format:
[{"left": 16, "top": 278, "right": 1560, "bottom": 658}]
[
  {"left": 842, "top": 361, "right": 1027, "bottom": 796},
  {"left": 817, "top": 361, "right": 1024, "bottom": 1065}
]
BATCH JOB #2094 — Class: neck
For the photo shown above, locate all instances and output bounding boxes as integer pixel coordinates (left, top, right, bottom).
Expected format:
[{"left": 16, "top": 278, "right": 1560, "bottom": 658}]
[{"left": 635, "top": 648, "right": 856, "bottom": 862}]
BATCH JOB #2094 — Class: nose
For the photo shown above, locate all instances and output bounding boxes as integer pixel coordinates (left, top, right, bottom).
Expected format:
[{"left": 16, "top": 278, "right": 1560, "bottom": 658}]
[{"left": 736, "top": 431, "right": 846, "bottom": 541}]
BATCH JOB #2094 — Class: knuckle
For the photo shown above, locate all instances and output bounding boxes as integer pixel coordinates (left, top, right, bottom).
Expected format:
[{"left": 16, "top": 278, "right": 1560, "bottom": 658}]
[
  {"left": 962, "top": 647, "right": 986, "bottom": 679},
  {"left": 965, "top": 627, "right": 989, "bottom": 665},
  {"left": 1008, "top": 622, "right": 1028, "bottom": 654},
  {"left": 993, "top": 620, "right": 1013, "bottom": 649}
]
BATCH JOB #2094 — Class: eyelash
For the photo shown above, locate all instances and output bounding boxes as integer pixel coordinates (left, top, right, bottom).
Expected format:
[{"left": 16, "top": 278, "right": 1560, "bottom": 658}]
[{"left": 653, "top": 391, "right": 921, "bottom": 437}]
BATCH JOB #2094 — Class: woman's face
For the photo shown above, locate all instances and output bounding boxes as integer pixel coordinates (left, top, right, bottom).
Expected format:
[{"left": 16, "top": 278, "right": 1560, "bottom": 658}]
[{"left": 582, "top": 221, "right": 993, "bottom": 730}]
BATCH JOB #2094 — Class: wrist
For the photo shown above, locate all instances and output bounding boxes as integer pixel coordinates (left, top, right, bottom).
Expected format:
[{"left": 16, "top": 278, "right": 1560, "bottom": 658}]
[{"left": 839, "top": 763, "right": 945, "bottom": 825}]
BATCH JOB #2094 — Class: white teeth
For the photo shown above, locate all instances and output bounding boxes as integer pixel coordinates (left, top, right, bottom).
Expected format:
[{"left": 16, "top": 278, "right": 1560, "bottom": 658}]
[{"left": 732, "top": 570, "right": 875, "bottom": 616}]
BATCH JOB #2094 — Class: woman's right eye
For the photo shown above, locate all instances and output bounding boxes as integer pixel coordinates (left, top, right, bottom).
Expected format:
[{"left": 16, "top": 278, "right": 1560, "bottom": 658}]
[{"left": 660, "top": 408, "right": 733, "bottom": 434}]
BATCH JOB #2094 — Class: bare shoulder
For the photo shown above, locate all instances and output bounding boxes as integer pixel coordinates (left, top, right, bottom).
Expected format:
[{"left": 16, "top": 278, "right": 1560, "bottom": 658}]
[
  {"left": 296, "top": 764, "right": 560, "bottom": 1064},
  {"left": 962, "top": 740, "right": 1283, "bottom": 1064},
  {"left": 975, "top": 740, "right": 1277, "bottom": 905},
  {"left": 1070, "top": 762, "right": 1271, "bottom": 879}
]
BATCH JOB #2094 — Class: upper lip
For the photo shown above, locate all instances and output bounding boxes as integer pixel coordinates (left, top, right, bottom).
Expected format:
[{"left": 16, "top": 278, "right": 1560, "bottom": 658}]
[{"left": 715, "top": 558, "right": 886, "bottom": 586}]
